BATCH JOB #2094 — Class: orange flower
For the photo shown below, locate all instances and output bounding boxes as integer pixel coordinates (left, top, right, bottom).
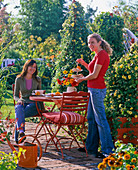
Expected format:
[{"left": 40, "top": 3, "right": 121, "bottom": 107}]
[
  {"left": 97, "top": 162, "right": 107, "bottom": 170},
  {"left": 108, "top": 157, "right": 115, "bottom": 166},
  {"left": 77, "top": 66, "right": 82, "bottom": 70},
  {"left": 124, "top": 154, "right": 130, "bottom": 160},
  {"left": 131, "top": 158, "right": 137, "bottom": 163}
]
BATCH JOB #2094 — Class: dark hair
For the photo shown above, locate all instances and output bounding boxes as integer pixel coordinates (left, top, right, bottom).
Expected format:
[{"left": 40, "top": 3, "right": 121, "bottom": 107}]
[
  {"left": 17, "top": 59, "right": 38, "bottom": 80},
  {"left": 88, "top": 33, "right": 113, "bottom": 56}
]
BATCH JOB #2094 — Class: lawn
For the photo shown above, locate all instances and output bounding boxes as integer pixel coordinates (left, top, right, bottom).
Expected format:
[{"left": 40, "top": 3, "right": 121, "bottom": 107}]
[{"left": 1, "top": 90, "right": 15, "bottom": 119}]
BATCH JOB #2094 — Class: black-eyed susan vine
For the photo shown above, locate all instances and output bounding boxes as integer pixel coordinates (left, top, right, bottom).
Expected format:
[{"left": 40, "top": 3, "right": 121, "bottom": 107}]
[{"left": 98, "top": 140, "right": 138, "bottom": 170}]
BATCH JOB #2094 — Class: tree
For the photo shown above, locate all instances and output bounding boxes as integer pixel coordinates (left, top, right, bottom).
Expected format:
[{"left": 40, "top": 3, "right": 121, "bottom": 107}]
[
  {"left": 18, "top": 0, "right": 67, "bottom": 40},
  {"left": 52, "top": 0, "right": 92, "bottom": 92},
  {"left": 112, "top": 0, "right": 138, "bottom": 37},
  {"left": 90, "top": 12, "right": 124, "bottom": 65}
]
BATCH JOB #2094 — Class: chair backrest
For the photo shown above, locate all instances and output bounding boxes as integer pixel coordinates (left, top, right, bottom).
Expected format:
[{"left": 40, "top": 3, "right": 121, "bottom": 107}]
[{"left": 60, "top": 91, "right": 90, "bottom": 118}]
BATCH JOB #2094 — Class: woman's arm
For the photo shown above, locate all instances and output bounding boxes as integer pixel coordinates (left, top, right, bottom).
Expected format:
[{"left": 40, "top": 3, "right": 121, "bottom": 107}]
[
  {"left": 14, "top": 77, "right": 24, "bottom": 105},
  {"left": 76, "top": 59, "right": 89, "bottom": 70},
  {"left": 14, "top": 77, "right": 20, "bottom": 102},
  {"left": 76, "top": 64, "right": 102, "bottom": 83}
]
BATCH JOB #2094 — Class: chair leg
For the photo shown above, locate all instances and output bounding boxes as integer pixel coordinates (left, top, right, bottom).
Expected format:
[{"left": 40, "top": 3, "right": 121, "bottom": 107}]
[
  {"left": 44, "top": 125, "right": 64, "bottom": 159},
  {"left": 68, "top": 125, "right": 81, "bottom": 149},
  {"left": 72, "top": 125, "right": 88, "bottom": 157}
]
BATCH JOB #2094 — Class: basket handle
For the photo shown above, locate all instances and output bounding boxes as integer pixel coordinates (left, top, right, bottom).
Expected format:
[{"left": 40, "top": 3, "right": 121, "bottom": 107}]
[{"left": 18, "top": 134, "right": 42, "bottom": 161}]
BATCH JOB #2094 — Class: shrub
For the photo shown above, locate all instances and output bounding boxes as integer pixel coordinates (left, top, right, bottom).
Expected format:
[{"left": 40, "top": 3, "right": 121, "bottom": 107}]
[
  {"left": 90, "top": 12, "right": 125, "bottom": 65},
  {"left": 105, "top": 43, "right": 138, "bottom": 138}
]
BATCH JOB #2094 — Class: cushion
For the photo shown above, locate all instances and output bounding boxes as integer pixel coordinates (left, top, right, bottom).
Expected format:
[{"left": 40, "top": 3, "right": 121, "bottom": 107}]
[{"left": 42, "top": 111, "right": 87, "bottom": 124}]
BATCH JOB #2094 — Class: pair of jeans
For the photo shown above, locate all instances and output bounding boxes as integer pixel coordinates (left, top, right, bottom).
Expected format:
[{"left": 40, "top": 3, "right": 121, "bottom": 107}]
[
  {"left": 15, "top": 102, "right": 40, "bottom": 142},
  {"left": 86, "top": 88, "right": 114, "bottom": 155}
]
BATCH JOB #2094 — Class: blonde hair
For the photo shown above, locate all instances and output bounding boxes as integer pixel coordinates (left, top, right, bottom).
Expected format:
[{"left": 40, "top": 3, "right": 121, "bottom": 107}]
[{"left": 88, "top": 33, "right": 113, "bottom": 56}]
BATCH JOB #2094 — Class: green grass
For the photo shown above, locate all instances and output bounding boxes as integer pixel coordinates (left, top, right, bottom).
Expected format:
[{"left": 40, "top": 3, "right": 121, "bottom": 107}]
[
  {"left": 1, "top": 90, "right": 56, "bottom": 120},
  {"left": 1, "top": 90, "right": 15, "bottom": 119}
]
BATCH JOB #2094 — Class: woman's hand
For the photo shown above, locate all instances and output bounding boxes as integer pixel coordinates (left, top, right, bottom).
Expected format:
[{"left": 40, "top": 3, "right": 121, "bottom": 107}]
[
  {"left": 76, "top": 77, "right": 85, "bottom": 84},
  {"left": 76, "top": 58, "right": 88, "bottom": 70},
  {"left": 76, "top": 58, "right": 85, "bottom": 65},
  {"left": 17, "top": 101, "right": 24, "bottom": 106}
]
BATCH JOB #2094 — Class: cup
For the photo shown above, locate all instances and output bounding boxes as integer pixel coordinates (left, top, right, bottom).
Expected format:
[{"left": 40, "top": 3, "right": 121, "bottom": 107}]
[{"left": 32, "top": 90, "right": 45, "bottom": 95}]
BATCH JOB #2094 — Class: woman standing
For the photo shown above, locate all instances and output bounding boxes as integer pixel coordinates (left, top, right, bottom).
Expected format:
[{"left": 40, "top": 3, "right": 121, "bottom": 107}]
[
  {"left": 76, "top": 33, "right": 114, "bottom": 158},
  {"left": 14, "top": 59, "right": 44, "bottom": 143}
]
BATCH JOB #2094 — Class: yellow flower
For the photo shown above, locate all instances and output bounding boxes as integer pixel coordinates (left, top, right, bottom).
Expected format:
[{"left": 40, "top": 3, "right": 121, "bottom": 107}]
[
  {"left": 123, "top": 134, "right": 127, "bottom": 138},
  {"left": 120, "top": 64, "right": 123, "bottom": 68},
  {"left": 37, "top": 37, "right": 42, "bottom": 41},
  {"left": 77, "top": 11, "right": 79, "bottom": 14},
  {"left": 135, "top": 66, "right": 138, "bottom": 70},
  {"left": 30, "top": 35, "right": 34, "bottom": 39},
  {"left": 131, "top": 158, "right": 136, "bottom": 163},
  {"left": 128, "top": 75, "right": 131, "bottom": 79},
  {"left": 49, "top": 49, "right": 53, "bottom": 53},
  {"left": 122, "top": 75, "right": 127, "bottom": 79},
  {"left": 63, "top": 70, "right": 68, "bottom": 74},
  {"left": 124, "top": 154, "right": 130, "bottom": 160},
  {"left": 82, "top": 43, "right": 85, "bottom": 46},
  {"left": 111, "top": 105, "right": 114, "bottom": 109},
  {"left": 119, "top": 104, "right": 122, "bottom": 108},
  {"left": 115, "top": 74, "right": 117, "bottom": 77},
  {"left": 108, "top": 157, "right": 115, "bottom": 166},
  {"left": 135, "top": 115, "right": 138, "bottom": 118},
  {"left": 98, "top": 162, "right": 107, "bottom": 170},
  {"left": 118, "top": 95, "right": 121, "bottom": 98},
  {"left": 71, "top": 23, "right": 75, "bottom": 27},
  {"left": 130, "top": 107, "right": 133, "bottom": 110},
  {"left": 80, "top": 54, "right": 83, "bottom": 59},
  {"left": 79, "top": 37, "right": 81, "bottom": 40},
  {"left": 66, "top": 81, "right": 70, "bottom": 86},
  {"left": 68, "top": 74, "right": 72, "bottom": 78},
  {"left": 70, "top": 70, "right": 73, "bottom": 73}
]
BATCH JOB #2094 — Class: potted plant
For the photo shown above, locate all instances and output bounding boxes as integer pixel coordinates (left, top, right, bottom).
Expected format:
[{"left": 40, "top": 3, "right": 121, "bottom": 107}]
[
  {"left": 57, "top": 69, "right": 79, "bottom": 92},
  {"left": 105, "top": 43, "right": 138, "bottom": 145}
]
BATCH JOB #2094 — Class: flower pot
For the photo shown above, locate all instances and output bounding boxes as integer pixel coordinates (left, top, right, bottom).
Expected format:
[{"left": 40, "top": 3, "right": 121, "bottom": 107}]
[
  {"left": 67, "top": 86, "right": 77, "bottom": 92},
  {"left": 116, "top": 117, "right": 138, "bottom": 145}
]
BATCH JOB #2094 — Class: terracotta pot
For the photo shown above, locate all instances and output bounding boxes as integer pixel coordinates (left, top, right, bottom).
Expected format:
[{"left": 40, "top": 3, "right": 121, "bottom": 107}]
[{"left": 116, "top": 117, "right": 138, "bottom": 145}]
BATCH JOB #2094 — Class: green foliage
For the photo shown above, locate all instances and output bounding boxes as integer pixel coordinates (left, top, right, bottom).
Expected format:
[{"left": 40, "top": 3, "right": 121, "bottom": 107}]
[
  {"left": 19, "top": 0, "right": 67, "bottom": 40},
  {"left": 90, "top": 12, "right": 125, "bottom": 65},
  {"left": 52, "top": 1, "right": 93, "bottom": 92},
  {"left": 105, "top": 43, "right": 138, "bottom": 138},
  {"left": 0, "top": 151, "right": 19, "bottom": 170},
  {"left": 112, "top": 0, "right": 138, "bottom": 37}
]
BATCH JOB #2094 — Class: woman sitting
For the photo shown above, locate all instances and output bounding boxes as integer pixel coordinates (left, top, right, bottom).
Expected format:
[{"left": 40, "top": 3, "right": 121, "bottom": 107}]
[{"left": 14, "top": 59, "right": 44, "bottom": 143}]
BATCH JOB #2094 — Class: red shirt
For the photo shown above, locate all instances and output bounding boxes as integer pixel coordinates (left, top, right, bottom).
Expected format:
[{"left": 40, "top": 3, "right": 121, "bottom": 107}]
[{"left": 87, "top": 50, "right": 110, "bottom": 89}]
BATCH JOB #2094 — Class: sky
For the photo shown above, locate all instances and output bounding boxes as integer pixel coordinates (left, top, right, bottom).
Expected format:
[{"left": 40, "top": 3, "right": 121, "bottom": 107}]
[{"left": 2, "top": 0, "right": 137, "bottom": 16}]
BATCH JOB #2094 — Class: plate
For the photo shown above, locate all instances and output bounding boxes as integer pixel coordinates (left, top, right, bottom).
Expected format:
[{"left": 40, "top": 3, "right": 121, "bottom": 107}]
[
  {"left": 32, "top": 93, "right": 45, "bottom": 96},
  {"left": 72, "top": 68, "right": 83, "bottom": 72},
  {"left": 71, "top": 74, "right": 83, "bottom": 79},
  {"left": 45, "top": 93, "right": 62, "bottom": 97}
]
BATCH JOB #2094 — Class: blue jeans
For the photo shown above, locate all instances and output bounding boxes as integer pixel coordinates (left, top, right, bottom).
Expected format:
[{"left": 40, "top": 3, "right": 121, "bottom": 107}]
[
  {"left": 86, "top": 88, "right": 114, "bottom": 155},
  {"left": 15, "top": 102, "right": 40, "bottom": 142}
]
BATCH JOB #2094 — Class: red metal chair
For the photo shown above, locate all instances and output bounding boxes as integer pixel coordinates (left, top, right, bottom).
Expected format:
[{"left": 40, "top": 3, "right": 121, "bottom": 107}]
[
  {"left": 40, "top": 91, "right": 90, "bottom": 159},
  {"left": 12, "top": 84, "right": 47, "bottom": 140}
]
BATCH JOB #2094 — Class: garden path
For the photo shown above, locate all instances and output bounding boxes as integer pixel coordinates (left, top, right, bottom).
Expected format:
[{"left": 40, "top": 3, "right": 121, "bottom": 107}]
[{"left": 0, "top": 122, "right": 103, "bottom": 170}]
